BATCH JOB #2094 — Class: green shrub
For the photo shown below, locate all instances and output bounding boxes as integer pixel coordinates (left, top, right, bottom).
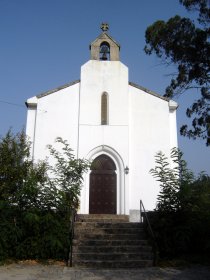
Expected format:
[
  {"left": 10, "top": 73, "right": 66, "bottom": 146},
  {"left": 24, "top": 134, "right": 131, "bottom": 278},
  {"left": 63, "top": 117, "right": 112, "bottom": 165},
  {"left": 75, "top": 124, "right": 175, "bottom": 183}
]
[
  {"left": 150, "top": 148, "right": 210, "bottom": 259},
  {"left": 0, "top": 131, "right": 89, "bottom": 261}
]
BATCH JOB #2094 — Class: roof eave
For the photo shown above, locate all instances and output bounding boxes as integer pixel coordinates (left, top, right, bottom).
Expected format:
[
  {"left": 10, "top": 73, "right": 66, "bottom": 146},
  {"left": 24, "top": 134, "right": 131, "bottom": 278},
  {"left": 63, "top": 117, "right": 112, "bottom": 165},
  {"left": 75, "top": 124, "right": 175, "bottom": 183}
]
[
  {"left": 90, "top": 32, "right": 120, "bottom": 49},
  {"left": 36, "top": 80, "right": 80, "bottom": 99},
  {"left": 129, "top": 81, "right": 170, "bottom": 102}
]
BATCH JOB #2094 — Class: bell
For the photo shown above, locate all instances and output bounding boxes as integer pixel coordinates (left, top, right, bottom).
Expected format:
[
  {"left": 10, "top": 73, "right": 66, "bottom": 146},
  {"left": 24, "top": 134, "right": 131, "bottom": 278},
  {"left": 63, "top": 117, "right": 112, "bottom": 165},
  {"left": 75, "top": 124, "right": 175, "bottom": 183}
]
[
  {"left": 100, "top": 45, "right": 110, "bottom": 60},
  {"left": 101, "top": 52, "right": 107, "bottom": 60}
]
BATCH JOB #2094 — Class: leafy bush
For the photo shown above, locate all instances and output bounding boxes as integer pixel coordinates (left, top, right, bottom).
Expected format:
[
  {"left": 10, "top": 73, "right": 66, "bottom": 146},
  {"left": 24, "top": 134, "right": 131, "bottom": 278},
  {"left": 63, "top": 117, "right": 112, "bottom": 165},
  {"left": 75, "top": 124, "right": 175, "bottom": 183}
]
[
  {"left": 150, "top": 148, "right": 210, "bottom": 259},
  {"left": 47, "top": 137, "right": 89, "bottom": 210},
  {"left": 0, "top": 131, "right": 89, "bottom": 261}
]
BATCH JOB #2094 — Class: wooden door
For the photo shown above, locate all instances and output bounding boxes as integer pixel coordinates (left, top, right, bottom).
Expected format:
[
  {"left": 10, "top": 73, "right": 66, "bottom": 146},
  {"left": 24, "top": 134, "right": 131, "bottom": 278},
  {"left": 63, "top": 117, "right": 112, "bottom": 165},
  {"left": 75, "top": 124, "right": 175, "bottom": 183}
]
[{"left": 89, "top": 155, "right": 116, "bottom": 214}]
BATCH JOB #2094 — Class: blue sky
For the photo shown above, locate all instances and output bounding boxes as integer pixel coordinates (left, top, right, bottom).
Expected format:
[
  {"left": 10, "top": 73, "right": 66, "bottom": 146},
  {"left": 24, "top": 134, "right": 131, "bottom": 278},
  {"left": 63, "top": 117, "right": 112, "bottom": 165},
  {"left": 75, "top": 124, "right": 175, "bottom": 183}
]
[{"left": 0, "top": 0, "right": 209, "bottom": 175}]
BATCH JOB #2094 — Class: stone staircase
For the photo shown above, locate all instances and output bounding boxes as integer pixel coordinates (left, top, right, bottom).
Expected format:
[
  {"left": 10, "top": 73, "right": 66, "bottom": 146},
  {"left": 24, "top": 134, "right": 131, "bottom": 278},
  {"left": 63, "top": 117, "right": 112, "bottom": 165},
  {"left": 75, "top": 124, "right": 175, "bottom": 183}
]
[{"left": 72, "top": 214, "right": 154, "bottom": 268}]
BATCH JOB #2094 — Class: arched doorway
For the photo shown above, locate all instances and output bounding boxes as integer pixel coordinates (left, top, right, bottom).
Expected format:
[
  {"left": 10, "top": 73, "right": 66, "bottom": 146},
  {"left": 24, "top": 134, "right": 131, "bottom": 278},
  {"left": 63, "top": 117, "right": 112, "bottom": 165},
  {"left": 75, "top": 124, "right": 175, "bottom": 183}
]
[{"left": 89, "top": 154, "right": 116, "bottom": 214}]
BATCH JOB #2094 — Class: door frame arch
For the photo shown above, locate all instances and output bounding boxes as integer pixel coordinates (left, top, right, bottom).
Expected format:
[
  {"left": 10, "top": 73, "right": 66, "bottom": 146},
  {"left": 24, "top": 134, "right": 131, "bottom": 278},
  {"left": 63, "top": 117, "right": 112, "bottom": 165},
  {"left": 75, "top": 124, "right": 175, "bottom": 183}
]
[
  {"left": 80, "top": 145, "right": 126, "bottom": 214},
  {"left": 89, "top": 154, "right": 117, "bottom": 214}
]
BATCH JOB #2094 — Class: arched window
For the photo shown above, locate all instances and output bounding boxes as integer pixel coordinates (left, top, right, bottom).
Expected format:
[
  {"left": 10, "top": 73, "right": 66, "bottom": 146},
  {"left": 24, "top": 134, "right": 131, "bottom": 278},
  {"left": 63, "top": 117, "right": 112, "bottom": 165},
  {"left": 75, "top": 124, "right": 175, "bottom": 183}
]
[
  {"left": 100, "top": 42, "right": 110, "bottom": 61},
  {"left": 101, "top": 92, "right": 108, "bottom": 125}
]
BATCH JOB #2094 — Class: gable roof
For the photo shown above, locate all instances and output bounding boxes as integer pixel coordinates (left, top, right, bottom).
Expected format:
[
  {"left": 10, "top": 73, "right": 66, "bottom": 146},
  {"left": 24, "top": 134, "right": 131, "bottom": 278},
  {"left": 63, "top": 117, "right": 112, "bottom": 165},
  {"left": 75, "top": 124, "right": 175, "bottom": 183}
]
[
  {"left": 129, "top": 82, "right": 169, "bottom": 102},
  {"left": 90, "top": 32, "right": 120, "bottom": 49},
  {"left": 34, "top": 80, "right": 169, "bottom": 101},
  {"left": 27, "top": 79, "right": 169, "bottom": 105},
  {"left": 36, "top": 80, "right": 80, "bottom": 99}
]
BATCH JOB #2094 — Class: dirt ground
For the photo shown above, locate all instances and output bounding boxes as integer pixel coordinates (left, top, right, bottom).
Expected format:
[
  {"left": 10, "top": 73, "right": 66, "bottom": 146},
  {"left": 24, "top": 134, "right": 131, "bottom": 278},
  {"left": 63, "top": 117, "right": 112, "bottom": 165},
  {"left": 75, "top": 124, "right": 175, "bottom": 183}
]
[{"left": 0, "top": 261, "right": 210, "bottom": 280}]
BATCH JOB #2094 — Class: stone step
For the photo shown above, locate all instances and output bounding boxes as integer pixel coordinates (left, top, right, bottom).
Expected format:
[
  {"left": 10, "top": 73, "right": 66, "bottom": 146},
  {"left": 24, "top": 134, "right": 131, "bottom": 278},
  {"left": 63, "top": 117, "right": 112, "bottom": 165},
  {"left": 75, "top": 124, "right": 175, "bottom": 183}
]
[
  {"left": 73, "top": 245, "right": 152, "bottom": 253},
  {"left": 74, "top": 222, "right": 142, "bottom": 229},
  {"left": 74, "top": 233, "right": 145, "bottom": 240},
  {"left": 73, "top": 252, "right": 153, "bottom": 261},
  {"left": 77, "top": 214, "right": 129, "bottom": 223},
  {"left": 72, "top": 214, "right": 154, "bottom": 268},
  {"left": 73, "top": 259, "right": 153, "bottom": 268},
  {"left": 74, "top": 227, "right": 145, "bottom": 235},
  {"left": 73, "top": 239, "right": 149, "bottom": 247}
]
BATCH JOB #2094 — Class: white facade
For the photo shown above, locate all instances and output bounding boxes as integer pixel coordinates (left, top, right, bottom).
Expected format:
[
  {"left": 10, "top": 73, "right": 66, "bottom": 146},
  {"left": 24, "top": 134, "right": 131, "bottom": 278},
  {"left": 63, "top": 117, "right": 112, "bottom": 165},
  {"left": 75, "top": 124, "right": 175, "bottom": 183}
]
[{"left": 26, "top": 28, "right": 178, "bottom": 215}]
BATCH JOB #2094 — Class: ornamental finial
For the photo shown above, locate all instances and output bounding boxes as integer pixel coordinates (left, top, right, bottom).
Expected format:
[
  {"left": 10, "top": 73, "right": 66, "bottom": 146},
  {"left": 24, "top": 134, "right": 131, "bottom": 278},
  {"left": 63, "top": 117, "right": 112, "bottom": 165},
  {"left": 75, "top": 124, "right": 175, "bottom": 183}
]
[{"left": 101, "top": 23, "right": 109, "bottom": 32}]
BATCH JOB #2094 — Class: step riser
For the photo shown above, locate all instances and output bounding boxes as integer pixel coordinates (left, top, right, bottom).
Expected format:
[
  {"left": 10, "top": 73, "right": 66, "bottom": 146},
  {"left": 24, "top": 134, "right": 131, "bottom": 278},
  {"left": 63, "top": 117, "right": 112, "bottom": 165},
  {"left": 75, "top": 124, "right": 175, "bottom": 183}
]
[
  {"left": 75, "top": 222, "right": 141, "bottom": 229},
  {"left": 77, "top": 214, "right": 129, "bottom": 219},
  {"left": 77, "top": 215, "right": 129, "bottom": 223},
  {"left": 73, "top": 246, "right": 152, "bottom": 253},
  {"left": 73, "top": 253, "right": 153, "bottom": 261},
  {"left": 74, "top": 228, "right": 145, "bottom": 235},
  {"left": 74, "top": 233, "right": 146, "bottom": 240},
  {"left": 73, "top": 239, "right": 149, "bottom": 246},
  {"left": 73, "top": 260, "right": 153, "bottom": 268},
  {"left": 76, "top": 219, "right": 129, "bottom": 223}
]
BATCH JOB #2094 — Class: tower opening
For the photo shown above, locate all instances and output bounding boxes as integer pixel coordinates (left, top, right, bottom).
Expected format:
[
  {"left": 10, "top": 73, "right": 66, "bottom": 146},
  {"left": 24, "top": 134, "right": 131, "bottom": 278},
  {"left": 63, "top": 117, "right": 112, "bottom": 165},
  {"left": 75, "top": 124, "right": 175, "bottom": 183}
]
[{"left": 100, "top": 42, "right": 110, "bottom": 61}]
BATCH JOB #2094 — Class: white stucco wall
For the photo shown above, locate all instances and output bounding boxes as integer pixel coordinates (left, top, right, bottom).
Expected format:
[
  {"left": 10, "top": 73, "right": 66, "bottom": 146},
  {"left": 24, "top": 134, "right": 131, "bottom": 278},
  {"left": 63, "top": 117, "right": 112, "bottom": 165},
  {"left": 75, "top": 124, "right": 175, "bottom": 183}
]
[
  {"left": 79, "top": 60, "right": 129, "bottom": 126},
  {"left": 25, "top": 101, "right": 37, "bottom": 157},
  {"left": 128, "top": 86, "right": 176, "bottom": 210},
  {"left": 78, "top": 60, "right": 129, "bottom": 214},
  {"left": 25, "top": 59, "right": 178, "bottom": 214},
  {"left": 26, "top": 83, "right": 80, "bottom": 162}
]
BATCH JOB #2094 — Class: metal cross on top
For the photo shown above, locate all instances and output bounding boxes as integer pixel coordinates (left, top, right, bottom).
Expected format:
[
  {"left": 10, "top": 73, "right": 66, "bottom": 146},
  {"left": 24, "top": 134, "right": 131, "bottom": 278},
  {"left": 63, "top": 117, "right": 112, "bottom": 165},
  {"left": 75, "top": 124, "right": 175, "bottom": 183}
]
[{"left": 101, "top": 23, "right": 109, "bottom": 32}]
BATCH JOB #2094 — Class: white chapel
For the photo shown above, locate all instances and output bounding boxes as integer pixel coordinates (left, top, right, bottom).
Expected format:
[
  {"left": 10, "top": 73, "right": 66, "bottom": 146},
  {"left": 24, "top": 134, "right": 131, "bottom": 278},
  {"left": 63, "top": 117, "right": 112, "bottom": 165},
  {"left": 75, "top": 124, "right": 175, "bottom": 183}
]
[{"left": 26, "top": 24, "right": 178, "bottom": 218}]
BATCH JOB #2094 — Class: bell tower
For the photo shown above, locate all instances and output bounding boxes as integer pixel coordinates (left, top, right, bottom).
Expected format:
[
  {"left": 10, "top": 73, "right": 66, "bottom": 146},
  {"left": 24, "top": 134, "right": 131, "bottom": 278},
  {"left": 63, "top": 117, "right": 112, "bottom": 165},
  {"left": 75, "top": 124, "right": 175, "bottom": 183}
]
[{"left": 90, "top": 23, "right": 120, "bottom": 61}]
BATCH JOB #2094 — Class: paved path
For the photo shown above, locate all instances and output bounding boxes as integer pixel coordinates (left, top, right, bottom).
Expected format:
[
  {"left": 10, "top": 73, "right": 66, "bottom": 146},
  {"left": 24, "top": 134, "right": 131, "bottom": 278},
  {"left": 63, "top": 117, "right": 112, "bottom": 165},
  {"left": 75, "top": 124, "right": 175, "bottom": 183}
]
[{"left": 0, "top": 263, "right": 210, "bottom": 280}]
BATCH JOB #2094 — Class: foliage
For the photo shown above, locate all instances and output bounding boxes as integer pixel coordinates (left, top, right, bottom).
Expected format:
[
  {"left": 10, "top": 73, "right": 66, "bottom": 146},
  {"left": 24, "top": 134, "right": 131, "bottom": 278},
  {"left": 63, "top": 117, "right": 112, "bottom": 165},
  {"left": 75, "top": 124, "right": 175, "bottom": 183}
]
[
  {"left": 150, "top": 148, "right": 210, "bottom": 258},
  {"left": 47, "top": 137, "right": 90, "bottom": 210},
  {"left": 144, "top": 0, "right": 210, "bottom": 145},
  {"left": 0, "top": 130, "right": 48, "bottom": 208},
  {"left": 0, "top": 207, "right": 70, "bottom": 261},
  {"left": 0, "top": 131, "right": 89, "bottom": 262},
  {"left": 150, "top": 148, "right": 194, "bottom": 211}
]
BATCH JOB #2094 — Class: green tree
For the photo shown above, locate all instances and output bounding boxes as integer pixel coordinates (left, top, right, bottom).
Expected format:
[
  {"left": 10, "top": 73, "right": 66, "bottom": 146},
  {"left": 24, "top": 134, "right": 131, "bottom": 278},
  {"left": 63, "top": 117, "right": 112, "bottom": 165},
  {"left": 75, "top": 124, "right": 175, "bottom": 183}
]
[
  {"left": 150, "top": 147, "right": 194, "bottom": 211},
  {"left": 0, "top": 131, "right": 89, "bottom": 261},
  {"left": 0, "top": 130, "right": 48, "bottom": 208},
  {"left": 47, "top": 137, "right": 90, "bottom": 211},
  {"left": 150, "top": 148, "right": 210, "bottom": 258},
  {"left": 144, "top": 0, "right": 210, "bottom": 145},
  {"left": 0, "top": 130, "right": 50, "bottom": 260}
]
